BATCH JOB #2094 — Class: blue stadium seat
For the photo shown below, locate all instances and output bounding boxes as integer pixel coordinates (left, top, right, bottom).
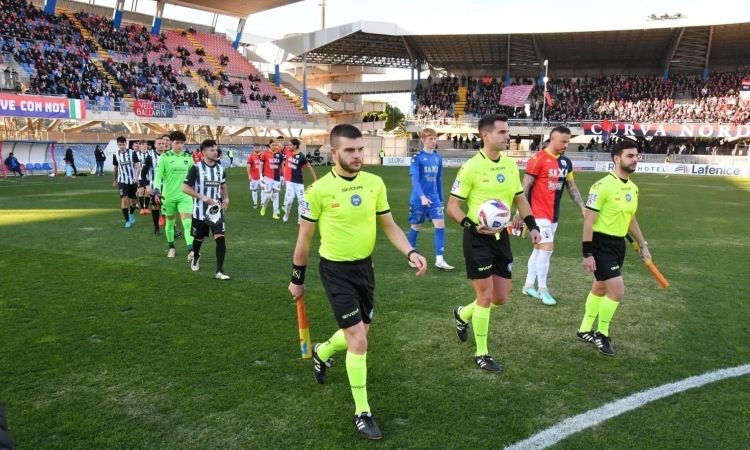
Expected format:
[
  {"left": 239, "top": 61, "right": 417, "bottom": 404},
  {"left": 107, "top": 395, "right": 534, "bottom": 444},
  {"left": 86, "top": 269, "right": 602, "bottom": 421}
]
[
  {"left": 33, "top": 163, "right": 43, "bottom": 171},
  {"left": 42, "top": 162, "right": 52, "bottom": 172}
]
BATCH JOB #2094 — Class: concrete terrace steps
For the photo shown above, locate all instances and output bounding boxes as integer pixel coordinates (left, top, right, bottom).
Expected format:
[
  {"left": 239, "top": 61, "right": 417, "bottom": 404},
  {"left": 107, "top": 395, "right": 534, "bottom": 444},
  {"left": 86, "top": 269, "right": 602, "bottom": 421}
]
[{"left": 455, "top": 86, "right": 467, "bottom": 120}]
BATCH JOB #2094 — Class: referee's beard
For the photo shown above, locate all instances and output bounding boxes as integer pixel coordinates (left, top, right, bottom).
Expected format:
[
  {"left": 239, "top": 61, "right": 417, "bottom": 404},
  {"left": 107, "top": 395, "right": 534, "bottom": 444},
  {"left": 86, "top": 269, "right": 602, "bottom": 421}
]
[{"left": 338, "top": 160, "right": 362, "bottom": 174}]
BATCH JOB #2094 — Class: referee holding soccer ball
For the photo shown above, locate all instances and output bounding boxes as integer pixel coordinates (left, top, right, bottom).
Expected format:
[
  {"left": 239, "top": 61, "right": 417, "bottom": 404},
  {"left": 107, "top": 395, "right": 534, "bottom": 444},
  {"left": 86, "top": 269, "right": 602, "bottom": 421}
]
[{"left": 578, "top": 140, "right": 652, "bottom": 356}]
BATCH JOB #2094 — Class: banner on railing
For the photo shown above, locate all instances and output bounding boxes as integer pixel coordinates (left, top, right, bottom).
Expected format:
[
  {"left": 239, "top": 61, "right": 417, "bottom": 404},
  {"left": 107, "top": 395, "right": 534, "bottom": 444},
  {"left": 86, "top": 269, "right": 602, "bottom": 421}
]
[
  {"left": 134, "top": 100, "right": 174, "bottom": 118},
  {"left": 583, "top": 122, "right": 750, "bottom": 139},
  {"left": 740, "top": 79, "right": 750, "bottom": 100},
  {"left": 0, "top": 94, "right": 86, "bottom": 119}
]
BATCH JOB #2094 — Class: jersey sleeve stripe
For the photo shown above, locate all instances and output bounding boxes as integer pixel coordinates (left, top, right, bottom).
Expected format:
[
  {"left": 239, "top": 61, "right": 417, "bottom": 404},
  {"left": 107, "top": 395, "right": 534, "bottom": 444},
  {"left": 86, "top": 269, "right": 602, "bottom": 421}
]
[
  {"left": 515, "top": 190, "right": 524, "bottom": 196},
  {"left": 450, "top": 193, "right": 467, "bottom": 200},
  {"left": 375, "top": 209, "right": 391, "bottom": 216},
  {"left": 585, "top": 206, "right": 600, "bottom": 212},
  {"left": 301, "top": 215, "right": 318, "bottom": 223}
]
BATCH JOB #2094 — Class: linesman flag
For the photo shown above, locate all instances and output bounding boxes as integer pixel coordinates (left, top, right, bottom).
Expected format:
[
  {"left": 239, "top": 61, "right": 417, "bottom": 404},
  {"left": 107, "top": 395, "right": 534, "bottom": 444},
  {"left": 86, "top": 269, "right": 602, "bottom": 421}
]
[{"left": 499, "top": 85, "right": 534, "bottom": 108}]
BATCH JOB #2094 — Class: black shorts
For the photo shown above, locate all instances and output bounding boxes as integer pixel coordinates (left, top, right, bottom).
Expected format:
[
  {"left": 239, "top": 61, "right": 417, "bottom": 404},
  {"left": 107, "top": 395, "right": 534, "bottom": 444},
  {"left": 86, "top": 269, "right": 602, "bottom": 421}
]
[
  {"left": 592, "top": 232, "right": 626, "bottom": 281},
  {"left": 190, "top": 215, "right": 225, "bottom": 240},
  {"left": 319, "top": 257, "right": 375, "bottom": 329},
  {"left": 118, "top": 183, "right": 137, "bottom": 199},
  {"left": 463, "top": 228, "right": 513, "bottom": 280},
  {"left": 138, "top": 180, "right": 150, "bottom": 188}
]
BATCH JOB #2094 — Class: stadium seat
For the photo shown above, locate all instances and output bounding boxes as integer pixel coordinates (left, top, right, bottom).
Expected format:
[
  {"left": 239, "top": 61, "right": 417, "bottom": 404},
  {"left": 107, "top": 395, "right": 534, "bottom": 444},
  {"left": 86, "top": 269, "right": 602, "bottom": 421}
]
[
  {"left": 42, "top": 162, "right": 53, "bottom": 172},
  {"left": 33, "top": 163, "right": 43, "bottom": 171}
]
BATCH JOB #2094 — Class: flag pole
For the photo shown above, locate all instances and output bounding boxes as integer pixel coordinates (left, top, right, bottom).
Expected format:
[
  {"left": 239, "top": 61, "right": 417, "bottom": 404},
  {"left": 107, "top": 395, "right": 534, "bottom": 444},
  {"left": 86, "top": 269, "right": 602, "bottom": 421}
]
[{"left": 539, "top": 59, "right": 549, "bottom": 150}]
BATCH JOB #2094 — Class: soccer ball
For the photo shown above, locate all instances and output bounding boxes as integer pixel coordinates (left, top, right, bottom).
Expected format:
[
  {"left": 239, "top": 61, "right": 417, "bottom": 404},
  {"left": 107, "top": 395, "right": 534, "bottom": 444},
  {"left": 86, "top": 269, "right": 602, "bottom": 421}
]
[{"left": 477, "top": 199, "right": 511, "bottom": 231}]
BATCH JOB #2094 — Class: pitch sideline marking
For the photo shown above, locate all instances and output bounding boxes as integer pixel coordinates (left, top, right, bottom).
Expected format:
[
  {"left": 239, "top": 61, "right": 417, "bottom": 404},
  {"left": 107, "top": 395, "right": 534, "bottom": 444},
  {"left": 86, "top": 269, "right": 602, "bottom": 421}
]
[{"left": 504, "top": 363, "right": 750, "bottom": 450}]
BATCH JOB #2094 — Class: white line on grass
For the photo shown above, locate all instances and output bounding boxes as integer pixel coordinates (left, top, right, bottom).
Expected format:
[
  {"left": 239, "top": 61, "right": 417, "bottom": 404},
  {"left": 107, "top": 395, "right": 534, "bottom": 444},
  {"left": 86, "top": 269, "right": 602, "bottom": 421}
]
[{"left": 504, "top": 363, "right": 750, "bottom": 450}]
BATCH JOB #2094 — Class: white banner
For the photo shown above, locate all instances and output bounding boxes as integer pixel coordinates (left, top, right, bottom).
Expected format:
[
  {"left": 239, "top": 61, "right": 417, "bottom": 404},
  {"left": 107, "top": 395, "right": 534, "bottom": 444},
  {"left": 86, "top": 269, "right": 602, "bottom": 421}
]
[{"left": 595, "top": 161, "right": 748, "bottom": 177}]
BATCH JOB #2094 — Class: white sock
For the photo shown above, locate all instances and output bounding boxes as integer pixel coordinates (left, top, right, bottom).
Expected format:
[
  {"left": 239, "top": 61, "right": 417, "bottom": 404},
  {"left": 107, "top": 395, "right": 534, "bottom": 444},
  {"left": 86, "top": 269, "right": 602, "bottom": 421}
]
[
  {"left": 261, "top": 191, "right": 267, "bottom": 206},
  {"left": 436, "top": 255, "right": 444, "bottom": 263},
  {"left": 252, "top": 190, "right": 258, "bottom": 206},
  {"left": 536, "top": 250, "right": 553, "bottom": 291},
  {"left": 272, "top": 192, "right": 279, "bottom": 213},
  {"left": 525, "top": 248, "right": 540, "bottom": 287}
]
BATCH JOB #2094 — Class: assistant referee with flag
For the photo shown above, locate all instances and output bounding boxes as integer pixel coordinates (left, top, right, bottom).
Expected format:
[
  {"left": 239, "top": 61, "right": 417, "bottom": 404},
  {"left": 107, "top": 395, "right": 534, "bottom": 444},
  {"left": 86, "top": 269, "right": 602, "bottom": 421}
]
[
  {"left": 288, "top": 124, "right": 427, "bottom": 440},
  {"left": 578, "top": 139, "right": 653, "bottom": 356}
]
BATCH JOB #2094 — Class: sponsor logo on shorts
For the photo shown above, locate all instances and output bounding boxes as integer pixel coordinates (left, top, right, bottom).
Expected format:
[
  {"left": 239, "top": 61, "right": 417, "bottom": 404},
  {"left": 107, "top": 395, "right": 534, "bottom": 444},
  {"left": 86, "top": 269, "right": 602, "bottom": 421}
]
[
  {"left": 507, "top": 263, "right": 513, "bottom": 272},
  {"left": 342, "top": 308, "right": 360, "bottom": 319},
  {"left": 611, "top": 265, "right": 620, "bottom": 271},
  {"left": 478, "top": 264, "right": 492, "bottom": 271}
]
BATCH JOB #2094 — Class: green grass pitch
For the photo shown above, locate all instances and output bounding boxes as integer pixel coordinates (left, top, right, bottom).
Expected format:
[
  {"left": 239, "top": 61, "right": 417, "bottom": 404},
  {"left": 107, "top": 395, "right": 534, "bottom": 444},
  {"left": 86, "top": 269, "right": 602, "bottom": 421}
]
[{"left": 1, "top": 166, "right": 749, "bottom": 449}]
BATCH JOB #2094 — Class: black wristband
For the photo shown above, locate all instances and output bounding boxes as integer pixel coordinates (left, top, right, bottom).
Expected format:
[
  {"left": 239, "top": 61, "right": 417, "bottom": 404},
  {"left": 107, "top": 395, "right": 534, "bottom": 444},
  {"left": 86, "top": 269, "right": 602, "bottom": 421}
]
[
  {"left": 582, "top": 241, "right": 594, "bottom": 257},
  {"left": 407, "top": 249, "right": 420, "bottom": 262},
  {"left": 523, "top": 215, "right": 540, "bottom": 232},
  {"left": 460, "top": 217, "right": 477, "bottom": 233},
  {"left": 291, "top": 264, "right": 306, "bottom": 285}
]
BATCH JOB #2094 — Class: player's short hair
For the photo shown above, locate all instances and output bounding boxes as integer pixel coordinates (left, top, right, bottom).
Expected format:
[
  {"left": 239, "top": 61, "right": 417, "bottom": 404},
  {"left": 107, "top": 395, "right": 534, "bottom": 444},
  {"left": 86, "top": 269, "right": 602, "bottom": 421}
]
[
  {"left": 116, "top": 136, "right": 126, "bottom": 143},
  {"left": 290, "top": 138, "right": 301, "bottom": 149},
  {"left": 611, "top": 139, "right": 638, "bottom": 161},
  {"left": 330, "top": 124, "right": 362, "bottom": 149},
  {"left": 169, "top": 131, "right": 186, "bottom": 142},
  {"left": 200, "top": 139, "right": 217, "bottom": 151},
  {"left": 420, "top": 128, "right": 437, "bottom": 139},
  {"left": 477, "top": 114, "right": 508, "bottom": 136},
  {"left": 277, "top": 136, "right": 284, "bottom": 141},
  {"left": 160, "top": 134, "right": 170, "bottom": 140},
  {"left": 550, "top": 126, "right": 571, "bottom": 136}
]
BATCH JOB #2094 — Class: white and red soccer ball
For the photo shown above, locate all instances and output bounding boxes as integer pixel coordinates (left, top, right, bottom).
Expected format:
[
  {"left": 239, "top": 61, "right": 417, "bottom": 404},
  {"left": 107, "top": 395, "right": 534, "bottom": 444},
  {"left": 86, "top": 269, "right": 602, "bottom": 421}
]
[{"left": 477, "top": 199, "right": 511, "bottom": 231}]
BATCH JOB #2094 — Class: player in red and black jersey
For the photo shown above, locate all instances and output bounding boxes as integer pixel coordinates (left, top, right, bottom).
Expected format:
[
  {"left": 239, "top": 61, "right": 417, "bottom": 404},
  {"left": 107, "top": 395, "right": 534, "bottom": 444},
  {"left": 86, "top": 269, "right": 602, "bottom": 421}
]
[{"left": 518, "top": 126, "right": 585, "bottom": 305}]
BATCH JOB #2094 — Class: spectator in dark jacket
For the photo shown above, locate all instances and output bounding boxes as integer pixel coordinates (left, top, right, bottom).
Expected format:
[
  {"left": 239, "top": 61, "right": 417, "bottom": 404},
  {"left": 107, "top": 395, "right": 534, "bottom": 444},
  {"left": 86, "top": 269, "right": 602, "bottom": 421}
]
[
  {"left": 94, "top": 145, "right": 106, "bottom": 176},
  {"left": 64, "top": 147, "right": 77, "bottom": 176}
]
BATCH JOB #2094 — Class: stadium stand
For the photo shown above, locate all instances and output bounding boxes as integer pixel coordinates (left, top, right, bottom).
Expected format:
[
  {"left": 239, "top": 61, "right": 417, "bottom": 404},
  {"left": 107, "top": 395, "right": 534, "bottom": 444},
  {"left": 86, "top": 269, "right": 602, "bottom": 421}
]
[{"left": 414, "top": 70, "right": 750, "bottom": 125}]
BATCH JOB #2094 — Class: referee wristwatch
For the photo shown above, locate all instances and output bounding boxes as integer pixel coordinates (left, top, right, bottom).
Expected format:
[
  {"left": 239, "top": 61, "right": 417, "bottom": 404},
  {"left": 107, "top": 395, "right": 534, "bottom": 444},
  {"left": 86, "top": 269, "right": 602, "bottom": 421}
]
[{"left": 640, "top": 241, "right": 649, "bottom": 247}]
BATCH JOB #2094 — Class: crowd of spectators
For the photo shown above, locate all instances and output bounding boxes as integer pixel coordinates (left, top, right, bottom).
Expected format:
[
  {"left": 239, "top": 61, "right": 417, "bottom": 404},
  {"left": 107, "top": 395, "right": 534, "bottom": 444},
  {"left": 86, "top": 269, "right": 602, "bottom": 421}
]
[
  {"left": 413, "top": 69, "right": 750, "bottom": 125},
  {"left": 102, "top": 57, "right": 207, "bottom": 106}
]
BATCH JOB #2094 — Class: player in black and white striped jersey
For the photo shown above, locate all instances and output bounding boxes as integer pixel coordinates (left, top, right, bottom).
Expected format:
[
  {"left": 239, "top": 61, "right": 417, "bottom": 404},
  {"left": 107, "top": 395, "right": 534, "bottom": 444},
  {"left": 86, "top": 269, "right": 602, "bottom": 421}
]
[
  {"left": 112, "top": 136, "right": 141, "bottom": 228},
  {"left": 182, "top": 139, "right": 231, "bottom": 280},
  {"left": 140, "top": 136, "right": 168, "bottom": 235},
  {"left": 136, "top": 140, "right": 152, "bottom": 215}
]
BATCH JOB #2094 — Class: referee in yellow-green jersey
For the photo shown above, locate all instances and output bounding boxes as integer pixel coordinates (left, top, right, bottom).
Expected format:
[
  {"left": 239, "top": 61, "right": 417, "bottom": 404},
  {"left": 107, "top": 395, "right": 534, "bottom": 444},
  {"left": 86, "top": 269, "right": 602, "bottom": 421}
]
[
  {"left": 447, "top": 114, "right": 542, "bottom": 373},
  {"left": 288, "top": 124, "right": 427, "bottom": 440},
  {"left": 579, "top": 139, "right": 652, "bottom": 356}
]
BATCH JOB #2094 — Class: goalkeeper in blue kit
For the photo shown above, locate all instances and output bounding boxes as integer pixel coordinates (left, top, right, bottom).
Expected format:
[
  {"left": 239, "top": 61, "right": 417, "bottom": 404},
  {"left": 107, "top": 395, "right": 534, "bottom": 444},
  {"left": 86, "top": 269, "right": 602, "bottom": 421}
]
[{"left": 407, "top": 128, "right": 454, "bottom": 271}]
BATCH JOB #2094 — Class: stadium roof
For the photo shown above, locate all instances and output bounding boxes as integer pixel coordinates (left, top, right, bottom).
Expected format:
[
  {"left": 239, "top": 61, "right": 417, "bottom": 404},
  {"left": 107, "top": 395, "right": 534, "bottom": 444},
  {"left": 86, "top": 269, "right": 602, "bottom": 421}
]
[
  {"left": 155, "top": 0, "right": 303, "bottom": 19},
  {"left": 275, "top": 21, "right": 750, "bottom": 74}
]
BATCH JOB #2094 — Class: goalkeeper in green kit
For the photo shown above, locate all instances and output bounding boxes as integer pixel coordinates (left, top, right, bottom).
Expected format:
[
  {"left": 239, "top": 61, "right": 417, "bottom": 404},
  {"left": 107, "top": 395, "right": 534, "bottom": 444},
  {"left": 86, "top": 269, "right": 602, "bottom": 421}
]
[{"left": 149, "top": 131, "right": 195, "bottom": 259}]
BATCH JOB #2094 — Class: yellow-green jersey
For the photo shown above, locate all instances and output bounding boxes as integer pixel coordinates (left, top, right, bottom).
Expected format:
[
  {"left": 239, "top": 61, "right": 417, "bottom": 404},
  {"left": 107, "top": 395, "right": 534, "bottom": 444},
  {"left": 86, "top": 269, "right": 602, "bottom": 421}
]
[
  {"left": 450, "top": 150, "right": 523, "bottom": 223},
  {"left": 585, "top": 172, "right": 639, "bottom": 237},
  {"left": 301, "top": 169, "right": 390, "bottom": 261},
  {"left": 154, "top": 150, "right": 193, "bottom": 201}
]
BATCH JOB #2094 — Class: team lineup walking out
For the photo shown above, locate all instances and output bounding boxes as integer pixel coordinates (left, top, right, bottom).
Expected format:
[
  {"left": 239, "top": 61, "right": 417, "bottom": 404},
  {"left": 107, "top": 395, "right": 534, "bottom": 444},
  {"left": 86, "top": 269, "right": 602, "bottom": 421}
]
[{"left": 282, "top": 138, "right": 317, "bottom": 224}]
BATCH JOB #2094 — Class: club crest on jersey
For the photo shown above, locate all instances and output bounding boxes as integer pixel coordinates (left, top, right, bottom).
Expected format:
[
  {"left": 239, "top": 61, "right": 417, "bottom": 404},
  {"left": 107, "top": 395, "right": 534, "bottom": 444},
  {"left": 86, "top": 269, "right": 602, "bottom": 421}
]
[
  {"left": 496, "top": 174, "right": 505, "bottom": 183},
  {"left": 351, "top": 194, "right": 362, "bottom": 206},
  {"left": 625, "top": 193, "right": 632, "bottom": 202}
]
